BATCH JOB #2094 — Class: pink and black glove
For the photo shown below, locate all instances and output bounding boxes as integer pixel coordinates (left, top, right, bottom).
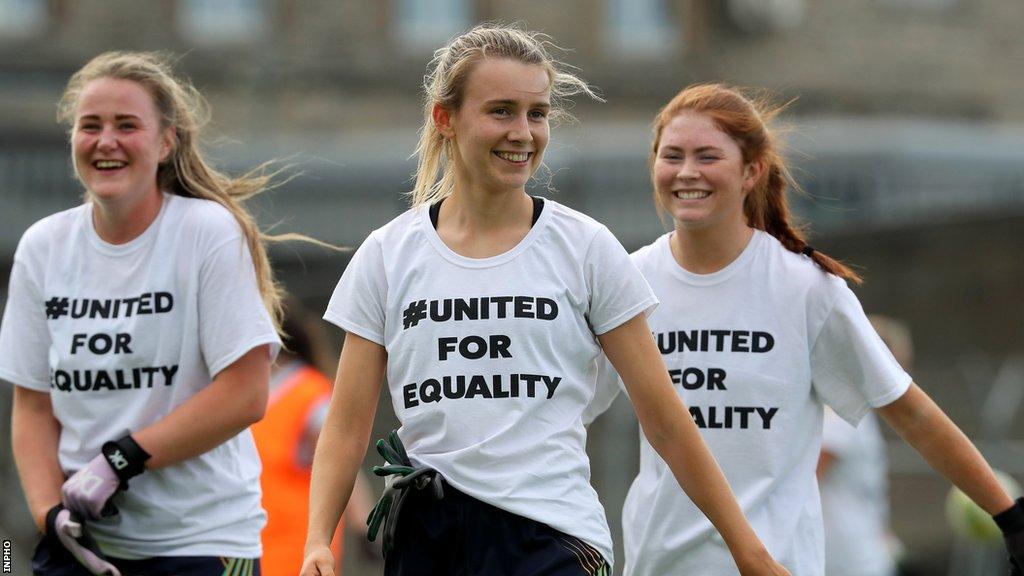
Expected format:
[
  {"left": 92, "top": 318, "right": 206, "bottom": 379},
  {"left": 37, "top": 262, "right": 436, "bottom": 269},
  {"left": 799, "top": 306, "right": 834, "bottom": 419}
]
[
  {"left": 61, "top": 434, "right": 150, "bottom": 520},
  {"left": 994, "top": 497, "right": 1024, "bottom": 576},
  {"left": 46, "top": 504, "right": 121, "bottom": 576}
]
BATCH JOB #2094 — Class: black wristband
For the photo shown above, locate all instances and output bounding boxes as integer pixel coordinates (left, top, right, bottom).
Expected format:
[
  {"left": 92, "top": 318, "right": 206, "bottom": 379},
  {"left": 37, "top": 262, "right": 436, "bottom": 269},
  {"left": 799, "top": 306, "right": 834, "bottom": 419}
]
[
  {"left": 44, "top": 503, "right": 64, "bottom": 536},
  {"left": 101, "top": 434, "right": 152, "bottom": 489},
  {"left": 993, "top": 497, "right": 1024, "bottom": 535}
]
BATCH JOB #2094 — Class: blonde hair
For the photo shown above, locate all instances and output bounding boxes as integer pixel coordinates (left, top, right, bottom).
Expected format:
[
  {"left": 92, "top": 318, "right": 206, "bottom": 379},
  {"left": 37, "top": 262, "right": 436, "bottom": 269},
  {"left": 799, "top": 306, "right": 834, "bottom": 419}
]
[
  {"left": 58, "top": 51, "right": 324, "bottom": 333},
  {"left": 410, "top": 23, "right": 601, "bottom": 207}
]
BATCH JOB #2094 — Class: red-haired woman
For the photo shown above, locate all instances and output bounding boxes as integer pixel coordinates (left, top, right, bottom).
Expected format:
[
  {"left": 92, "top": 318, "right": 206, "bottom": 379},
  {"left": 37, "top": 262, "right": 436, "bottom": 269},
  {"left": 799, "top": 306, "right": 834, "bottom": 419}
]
[{"left": 587, "top": 84, "right": 1024, "bottom": 576}]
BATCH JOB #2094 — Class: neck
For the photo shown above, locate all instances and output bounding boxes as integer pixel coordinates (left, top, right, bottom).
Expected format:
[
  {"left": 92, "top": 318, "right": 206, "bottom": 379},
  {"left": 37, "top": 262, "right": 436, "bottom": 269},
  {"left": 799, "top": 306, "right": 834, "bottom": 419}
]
[
  {"left": 441, "top": 185, "right": 532, "bottom": 232},
  {"left": 670, "top": 219, "right": 754, "bottom": 274},
  {"left": 92, "top": 188, "right": 164, "bottom": 245}
]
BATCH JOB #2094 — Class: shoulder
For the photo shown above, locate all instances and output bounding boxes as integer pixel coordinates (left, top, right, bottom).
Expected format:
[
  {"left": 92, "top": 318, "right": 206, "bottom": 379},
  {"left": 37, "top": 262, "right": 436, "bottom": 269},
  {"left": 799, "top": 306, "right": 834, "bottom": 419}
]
[
  {"left": 759, "top": 230, "right": 846, "bottom": 300},
  {"left": 543, "top": 198, "right": 608, "bottom": 239},
  {"left": 14, "top": 204, "right": 88, "bottom": 261},
  {"left": 629, "top": 233, "right": 669, "bottom": 271},
  {"left": 167, "top": 194, "right": 244, "bottom": 243}
]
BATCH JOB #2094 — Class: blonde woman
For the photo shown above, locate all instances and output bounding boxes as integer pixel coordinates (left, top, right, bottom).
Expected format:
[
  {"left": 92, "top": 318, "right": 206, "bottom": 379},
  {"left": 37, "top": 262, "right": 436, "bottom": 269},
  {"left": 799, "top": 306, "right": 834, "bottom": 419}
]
[
  {"left": 302, "top": 25, "right": 788, "bottom": 576},
  {"left": 1, "top": 52, "right": 288, "bottom": 575}
]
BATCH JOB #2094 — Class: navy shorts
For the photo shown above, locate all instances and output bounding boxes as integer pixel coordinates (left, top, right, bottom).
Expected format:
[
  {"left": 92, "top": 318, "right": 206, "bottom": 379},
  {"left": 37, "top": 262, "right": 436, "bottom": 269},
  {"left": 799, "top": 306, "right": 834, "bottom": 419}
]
[
  {"left": 385, "top": 483, "right": 609, "bottom": 576},
  {"left": 31, "top": 533, "right": 260, "bottom": 576}
]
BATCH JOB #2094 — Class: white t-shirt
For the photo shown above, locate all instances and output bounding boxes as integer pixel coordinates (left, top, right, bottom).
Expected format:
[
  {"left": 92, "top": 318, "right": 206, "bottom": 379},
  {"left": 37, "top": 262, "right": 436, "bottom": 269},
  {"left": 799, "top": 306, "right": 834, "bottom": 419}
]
[
  {"left": 324, "top": 199, "right": 657, "bottom": 567},
  {"left": 0, "top": 193, "right": 281, "bottom": 559},
  {"left": 821, "top": 409, "right": 896, "bottom": 576},
  {"left": 591, "top": 230, "right": 911, "bottom": 576}
]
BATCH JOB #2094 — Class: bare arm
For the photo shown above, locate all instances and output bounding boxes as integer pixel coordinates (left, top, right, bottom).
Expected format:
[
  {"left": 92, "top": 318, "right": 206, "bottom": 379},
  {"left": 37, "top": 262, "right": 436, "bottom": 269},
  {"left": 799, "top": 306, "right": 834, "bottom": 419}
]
[
  {"left": 12, "top": 387, "right": 64, "bottom": 532},
  {"left": 304, "top": 334, "right": 386, "bottom": 561},
  {"left": 598, "top": 314, "right": 786, "bottom": 575},
  {"left": 343, "top": 469, "right": 376, "bottom": 536},
  {"left": 133, "top": 345, "right": 271, "bottom": 469},
  {"left": 877, "top": 383, "right": 1014, "bottom": 515}
]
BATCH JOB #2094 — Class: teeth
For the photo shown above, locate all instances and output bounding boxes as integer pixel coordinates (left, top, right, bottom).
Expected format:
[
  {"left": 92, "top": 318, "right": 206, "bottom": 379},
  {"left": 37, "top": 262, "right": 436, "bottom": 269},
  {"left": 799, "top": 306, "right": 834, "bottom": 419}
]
[
  {"left": 95, "top": 160, "right": 126, "bottom": 169},
  {"left": 495, "top": 151, "right": 529, "bottom": 163},
  {"left": 675, "top": 190, "right": 710, "bottom": 200}
]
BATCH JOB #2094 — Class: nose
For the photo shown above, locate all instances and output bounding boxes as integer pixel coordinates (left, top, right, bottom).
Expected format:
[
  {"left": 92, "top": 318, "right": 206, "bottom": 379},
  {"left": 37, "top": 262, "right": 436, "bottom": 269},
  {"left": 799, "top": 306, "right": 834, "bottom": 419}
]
[
  {"left": 677, "top": 158, "right": 700, "bottom": 181},
  {"left": 96, "top": 126, "right": 119, "bottom": 151},
  {"left": 506, "top": 113, "right": 533, "bottom": 144}
]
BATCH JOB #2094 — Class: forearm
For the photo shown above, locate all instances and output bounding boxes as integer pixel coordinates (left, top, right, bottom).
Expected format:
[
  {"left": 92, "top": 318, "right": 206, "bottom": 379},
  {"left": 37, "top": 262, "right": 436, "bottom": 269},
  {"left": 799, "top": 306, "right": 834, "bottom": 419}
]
[
  {"left": 306, "top": 333, "right": 386, "bottom": 550},
  {"left": 646, "top": 403, "right": 766, "bottom": 562},
  {"left": 134, "top": 345, "right": 270, "bottom": 469},
  {"left": 307, "top": 413, "right": 371, "bottom": 549},
  {"left": 880, "top": 383, "right": 1014, "bottom": 515},
  {"left": 12, "top": 387, "right": 64, "bottom": 531},
  {"left": 343, "top": 469, "right": 375, "bottom": 535},
  {"left": 600, "top": 316, "right": 769, "bottom": 566}
]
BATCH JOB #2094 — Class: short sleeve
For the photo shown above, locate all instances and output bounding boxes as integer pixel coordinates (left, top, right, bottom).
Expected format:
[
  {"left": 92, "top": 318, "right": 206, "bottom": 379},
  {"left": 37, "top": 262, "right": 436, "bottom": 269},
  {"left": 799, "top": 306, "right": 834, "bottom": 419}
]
[
  {"left": 323, "top": 234, "right": 387, "bottom": 345},
  {"left": 585, "top": 226, "right": 658, "bottom": 336},
  {"left": 0, "top": 257, "right": 51, "bottom": 390},
  {"left": 820, "top": 408, "right": 857, "bottom": 457},
  {"left": 581, "top": 353, "right": 623, "bottom": 425},
  {"left": 811, "top": 285, "right": 911, "bottom": 425},
  {"left": 198, "top": 236, "right": 281, "bottom": 377}
]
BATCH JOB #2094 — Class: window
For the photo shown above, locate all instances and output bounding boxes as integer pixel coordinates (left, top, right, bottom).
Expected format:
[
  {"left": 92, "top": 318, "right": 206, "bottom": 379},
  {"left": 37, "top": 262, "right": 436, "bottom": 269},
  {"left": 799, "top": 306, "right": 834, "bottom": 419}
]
[
  {"left": 179, "top": 0, "right": 267, "bottom": 44},
  {"left": 394, "top": 0, "right": 470, "bottom": 52},
  {"left": 605, "top": 0, "right": 680, "bottom": 58}
]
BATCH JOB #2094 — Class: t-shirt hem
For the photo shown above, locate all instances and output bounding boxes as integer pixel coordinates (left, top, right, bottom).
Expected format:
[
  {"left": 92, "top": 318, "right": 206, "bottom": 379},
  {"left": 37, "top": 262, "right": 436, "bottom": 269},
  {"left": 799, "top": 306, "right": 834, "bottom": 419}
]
[
  {"left": 207, "top": 334, "right": 282, "bottom": 378},
  {"left": 102, "top": 543, "right": 262, "bottom": 560},
  {"left": 0, "top": 367, "right": 49, "bottom": 391},
  {"left": 322, "top": 312, "right": 384, "bottom": 346},
  {"left": 591, "top": 298, "right": 659, "bottom": 336}
]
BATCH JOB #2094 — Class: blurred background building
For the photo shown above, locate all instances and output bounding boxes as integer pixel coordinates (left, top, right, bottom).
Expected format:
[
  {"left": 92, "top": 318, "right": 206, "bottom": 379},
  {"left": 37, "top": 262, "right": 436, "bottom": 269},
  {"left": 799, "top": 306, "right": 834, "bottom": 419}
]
[{"left": 1, "top": 1, "right": 1022, "bottom": 574}]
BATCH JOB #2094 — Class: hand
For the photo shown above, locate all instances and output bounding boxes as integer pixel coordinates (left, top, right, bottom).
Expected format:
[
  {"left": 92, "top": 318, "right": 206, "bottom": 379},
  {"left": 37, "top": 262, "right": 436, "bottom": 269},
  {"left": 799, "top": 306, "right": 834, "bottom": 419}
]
[
  {"left": 47, "top": 504, "right": 121, "bottom": 576},
  {"left": 61, "top": 454, "right": 121, "bottom": 520},
  {"left": 736, "top": 547, "right": 791, "bottom": 576},
  {"left": 994, "top": 497, "right": 1024, "bottom": 575},
  {"left": 299, "top": 545, "right": 336, "bottom": 576}
]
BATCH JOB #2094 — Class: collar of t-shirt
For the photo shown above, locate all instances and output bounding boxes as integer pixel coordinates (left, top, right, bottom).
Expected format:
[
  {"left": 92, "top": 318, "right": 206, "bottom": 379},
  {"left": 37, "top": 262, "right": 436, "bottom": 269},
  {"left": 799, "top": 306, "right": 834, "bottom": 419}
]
[{"left": 429, "top": 195, "right": 545, "bottom": 230}]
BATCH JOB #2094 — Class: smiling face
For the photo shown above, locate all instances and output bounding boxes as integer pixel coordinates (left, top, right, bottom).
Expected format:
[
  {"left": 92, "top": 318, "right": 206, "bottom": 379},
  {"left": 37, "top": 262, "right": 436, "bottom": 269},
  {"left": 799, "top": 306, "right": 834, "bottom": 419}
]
[
  {"left": 72, "top": 77, "right": 174, "bottom": 207},
  {"left": 439, "top": 57, "right": 551, "bottom": 196},
  {"left": 653, "top": 111, "right": 761, "bottom": 232}
]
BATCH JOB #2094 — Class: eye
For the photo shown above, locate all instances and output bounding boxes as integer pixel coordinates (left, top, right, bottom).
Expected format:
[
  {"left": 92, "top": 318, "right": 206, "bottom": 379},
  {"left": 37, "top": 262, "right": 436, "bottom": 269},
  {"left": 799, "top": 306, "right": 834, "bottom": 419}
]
[
  {"left": 119, "top": 122, "right": 138, "bottom": 131},
  {"left": 492, "top": 107, "right": 511, "bottom": 117},
  {"left": 529, "top": 109, "right": 548, "bottom": 120},
  {"left": 698, "top": 154, "right": 720, "bottom": 162},
  {"left": 78, "top": 123, "right": 100, "bottom": 133}
]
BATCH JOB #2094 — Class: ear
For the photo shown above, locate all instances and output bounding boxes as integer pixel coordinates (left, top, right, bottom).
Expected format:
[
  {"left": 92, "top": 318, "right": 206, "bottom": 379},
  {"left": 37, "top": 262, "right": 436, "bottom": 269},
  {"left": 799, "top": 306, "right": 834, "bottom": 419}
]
[
  {"left": 742, "top": 157, "right": 766, "bottom": 194},
  {"left": 159, "top": 126, "right": 176, "bottom": 163},
  {"left": 432, "top": 103, "right": 455, "bottom": 138}
]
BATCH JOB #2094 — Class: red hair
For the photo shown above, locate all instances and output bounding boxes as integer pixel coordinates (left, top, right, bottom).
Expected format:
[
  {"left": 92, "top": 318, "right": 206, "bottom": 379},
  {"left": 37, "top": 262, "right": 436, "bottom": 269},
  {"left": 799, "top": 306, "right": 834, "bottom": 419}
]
[{"left": 650, "top": 83, "right": 862, "bottom": 284}]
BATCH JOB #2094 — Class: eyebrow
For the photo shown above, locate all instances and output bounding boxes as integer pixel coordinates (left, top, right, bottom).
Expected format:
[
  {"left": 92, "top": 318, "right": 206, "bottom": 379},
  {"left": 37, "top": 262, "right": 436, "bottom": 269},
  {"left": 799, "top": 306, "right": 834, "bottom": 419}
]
[
  {"left": 660, "top": 144, "right": 724, "bottom": 154},
  {"left": 77, "top": 114, "right": 143, "bottom": 122},
  {"left": 484, "top": 99, "right": 551, "bottom": 109}
]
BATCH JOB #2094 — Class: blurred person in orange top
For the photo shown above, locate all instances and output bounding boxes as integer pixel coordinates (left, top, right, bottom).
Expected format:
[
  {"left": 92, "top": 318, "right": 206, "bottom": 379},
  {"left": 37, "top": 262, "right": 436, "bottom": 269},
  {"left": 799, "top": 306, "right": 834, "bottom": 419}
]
[{"left": 252, "top": 297, "right": 376, "bottom": 576}]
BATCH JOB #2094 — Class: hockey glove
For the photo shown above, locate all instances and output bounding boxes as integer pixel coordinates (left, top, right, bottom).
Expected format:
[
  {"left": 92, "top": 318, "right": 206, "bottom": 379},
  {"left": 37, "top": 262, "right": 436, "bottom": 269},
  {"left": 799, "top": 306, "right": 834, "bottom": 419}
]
[
  {"left": 366, "top": 430, "right": 444, "bottom": 556},
  {"left": 46, "top": 504, "right": 121, "bottom": 576},
  {"left": 62, "top": 434, "right": 150, "bottom": 520},
  {"left": 994, "top": 497, "right": 1024, "bottom": 575}
]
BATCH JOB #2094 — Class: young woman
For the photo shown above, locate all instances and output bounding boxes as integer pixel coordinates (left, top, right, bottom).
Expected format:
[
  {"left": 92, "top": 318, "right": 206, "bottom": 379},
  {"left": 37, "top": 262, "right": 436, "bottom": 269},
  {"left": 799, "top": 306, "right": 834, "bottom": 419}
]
[
  {"left": 587, "top": 83, "right": 1024, "bottom": 575},
  {"left": 0, "top": 52, "right": 286, "bottom": 575},
  {"left": 302, "top": 25, "right": 789, "bottom": 576}
]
